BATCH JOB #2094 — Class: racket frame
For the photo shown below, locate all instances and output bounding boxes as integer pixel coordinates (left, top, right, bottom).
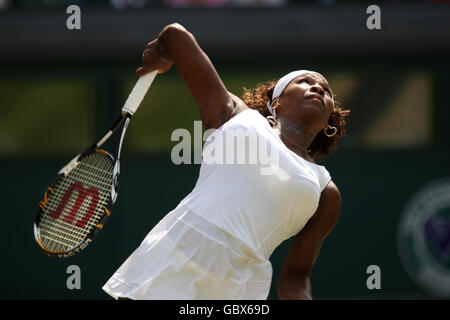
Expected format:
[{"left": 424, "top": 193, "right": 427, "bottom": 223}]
[
  {"left": 34, "top": 71, "right": 157, "bottom": 258},
  {"left": 34, "top": 148, "right": 116, "bottom": 258}
]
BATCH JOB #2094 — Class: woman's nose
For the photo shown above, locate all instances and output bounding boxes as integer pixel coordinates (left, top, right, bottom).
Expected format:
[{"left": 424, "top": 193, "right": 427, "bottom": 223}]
[{"left": 310, "top": 84, "right": 325, "bottom": 96}]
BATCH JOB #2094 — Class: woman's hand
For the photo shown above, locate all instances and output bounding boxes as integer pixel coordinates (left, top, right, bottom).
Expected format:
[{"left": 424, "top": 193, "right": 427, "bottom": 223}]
[
  {"left": 136, "top": 39, "right": 174, "bottom": 77},
  {"left": 137, "top": 23, "right": 239, "bottom": 130}
]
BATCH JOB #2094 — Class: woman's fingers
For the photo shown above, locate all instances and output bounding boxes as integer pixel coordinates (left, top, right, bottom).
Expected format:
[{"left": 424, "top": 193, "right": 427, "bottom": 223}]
[
  {"left": 136, "top": 66, "right": 148, "bottom": 77},
  {"left": 136, "top": 38, "right": 174, "bottom": 77}
]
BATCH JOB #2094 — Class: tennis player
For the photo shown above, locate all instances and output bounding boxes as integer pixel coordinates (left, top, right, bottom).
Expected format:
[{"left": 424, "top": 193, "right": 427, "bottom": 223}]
[{"left": 102, "top": 23, "right": 350, "bottom": 300}]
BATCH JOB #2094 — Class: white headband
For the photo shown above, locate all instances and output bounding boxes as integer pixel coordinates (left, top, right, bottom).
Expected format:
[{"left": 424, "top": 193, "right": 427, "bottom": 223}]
[{"left": 267, "top": 70, "right": 325, "bottom": 118}]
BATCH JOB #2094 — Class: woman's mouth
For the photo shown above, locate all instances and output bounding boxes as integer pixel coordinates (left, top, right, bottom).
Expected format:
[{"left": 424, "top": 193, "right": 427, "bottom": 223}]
[{"left": 305, "top": 94, "right": 324, "bottom": 106}]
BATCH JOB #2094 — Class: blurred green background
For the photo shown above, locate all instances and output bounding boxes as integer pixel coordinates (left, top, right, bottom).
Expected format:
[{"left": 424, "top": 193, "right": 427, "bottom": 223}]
[{"left": 1, "top": 1, "right": 450, "bottom": 300}]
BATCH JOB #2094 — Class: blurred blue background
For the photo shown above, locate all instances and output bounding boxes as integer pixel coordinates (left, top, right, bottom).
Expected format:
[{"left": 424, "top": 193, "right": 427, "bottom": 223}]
[{"left": 1, "top": 0, "right": 450, "bottom": 300}]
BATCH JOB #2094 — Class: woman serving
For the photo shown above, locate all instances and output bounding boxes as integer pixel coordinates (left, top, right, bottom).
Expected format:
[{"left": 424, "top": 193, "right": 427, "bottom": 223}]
[{"left": 103, "top": 23, "right": 350, "bottom": 300}]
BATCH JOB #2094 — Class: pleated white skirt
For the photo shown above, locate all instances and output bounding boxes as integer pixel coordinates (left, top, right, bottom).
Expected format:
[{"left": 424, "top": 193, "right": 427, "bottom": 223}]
[{"left": 102, "top": 204, "right": 272, "bottom": 300}]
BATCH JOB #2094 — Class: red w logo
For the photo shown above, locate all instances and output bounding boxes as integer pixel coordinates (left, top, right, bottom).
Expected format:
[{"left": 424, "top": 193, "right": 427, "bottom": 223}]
[{"left": 49, "top": 182, "right": 100, "bottom": 228}]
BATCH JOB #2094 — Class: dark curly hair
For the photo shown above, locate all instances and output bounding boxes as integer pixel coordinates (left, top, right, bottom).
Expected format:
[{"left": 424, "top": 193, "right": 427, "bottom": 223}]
[{"left": 241, "top": 80, "right": 350, "bottom": 159}]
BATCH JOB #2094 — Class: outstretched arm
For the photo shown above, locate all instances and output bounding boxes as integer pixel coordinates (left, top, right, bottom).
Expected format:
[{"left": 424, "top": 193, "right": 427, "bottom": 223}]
[
  {"left": 137, "top": 23, "right": 247, "bottom": 130},
  {"left": 277, "top": 180, "right": 341, "bottom": 300}
]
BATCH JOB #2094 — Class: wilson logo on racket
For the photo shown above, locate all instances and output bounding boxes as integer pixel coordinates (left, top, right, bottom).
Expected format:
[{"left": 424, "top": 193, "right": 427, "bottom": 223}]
[
  {"left": 48, "top": 182, "right": 100, "bottom": 228},
  {"left": 33, "top": 71, "right": 157, "bottom": 258}
]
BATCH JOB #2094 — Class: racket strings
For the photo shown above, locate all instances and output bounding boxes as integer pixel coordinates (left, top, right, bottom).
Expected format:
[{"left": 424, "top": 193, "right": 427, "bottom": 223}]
[
  {"left": 40, "top": 177, "right": 111, "bottom": 250},
  {"left": 39, "top": 152, "right": 114, "bottom": 253}
]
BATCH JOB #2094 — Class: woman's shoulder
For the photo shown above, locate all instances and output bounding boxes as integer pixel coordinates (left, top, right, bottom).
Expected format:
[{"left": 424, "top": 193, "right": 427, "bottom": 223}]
[
  {"left": 219, "top": 92, "right": 269, "bottom": 127},
  {"left": 321, "top": 180, "right": 341, "bottom": 208},
  {"left": 229, "top": 92, "right": 251, "bottom": 118},
  {"left": 209, "top": 92, "right": 249, "bottom": 129}
]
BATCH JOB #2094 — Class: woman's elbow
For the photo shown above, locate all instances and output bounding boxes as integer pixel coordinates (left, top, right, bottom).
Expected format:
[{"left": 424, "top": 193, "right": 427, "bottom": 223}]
[
  {"left": 158, "top": 23, "right": 194, "bottom": 50},
  {"left": 161, "top": 23, "right": 189, "bottom": 38}
]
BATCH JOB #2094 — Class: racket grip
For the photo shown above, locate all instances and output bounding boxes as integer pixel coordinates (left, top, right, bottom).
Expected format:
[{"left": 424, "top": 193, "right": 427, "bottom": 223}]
[{"left": 122, "top": 71, "right": 157, "bottom": 116}]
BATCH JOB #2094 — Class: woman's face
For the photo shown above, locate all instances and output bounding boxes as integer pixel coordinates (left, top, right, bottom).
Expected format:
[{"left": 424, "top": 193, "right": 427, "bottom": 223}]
[{"left": 277, "top": 72, "right": 334, "bottom": 131}]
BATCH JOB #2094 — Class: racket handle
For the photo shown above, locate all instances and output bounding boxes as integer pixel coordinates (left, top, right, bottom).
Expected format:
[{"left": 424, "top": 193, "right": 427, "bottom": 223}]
[{"left": 122, "top": 71, "right": 157, "bottom": 116}]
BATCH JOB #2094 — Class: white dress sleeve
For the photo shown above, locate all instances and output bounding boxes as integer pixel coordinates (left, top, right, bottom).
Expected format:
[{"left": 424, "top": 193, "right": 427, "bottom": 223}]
[{"left": 319, "top": 167, "right": 332, "bottom": 191}]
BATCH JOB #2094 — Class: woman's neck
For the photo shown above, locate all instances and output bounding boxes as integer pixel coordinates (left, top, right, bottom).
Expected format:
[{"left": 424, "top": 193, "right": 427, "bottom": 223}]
[{"left": 274, "top": 121, "right": 316, "bottom": 160}]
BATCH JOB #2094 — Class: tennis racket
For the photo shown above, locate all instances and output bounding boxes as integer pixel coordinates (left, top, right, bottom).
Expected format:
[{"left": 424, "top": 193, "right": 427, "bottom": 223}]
[{"left": 33, "top": 71, "right": 157, "bottom": 258}]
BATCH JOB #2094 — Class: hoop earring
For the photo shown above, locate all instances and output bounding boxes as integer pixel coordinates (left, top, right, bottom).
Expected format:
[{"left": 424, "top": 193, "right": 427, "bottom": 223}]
[
  {"left": 266, "top": 115, "right": 278, "bottom": 128},
  {"left": 324, "top": 125, "right": 337, "bottom": 137}
]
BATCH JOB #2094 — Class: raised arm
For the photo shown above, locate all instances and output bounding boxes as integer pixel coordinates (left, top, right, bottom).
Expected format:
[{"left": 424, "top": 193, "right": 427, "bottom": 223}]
[
  {"left": 277, "top": 180, "right": 341, "bottom": 300},
  {"left": 137, "top": 23, "right": 247, "bottom": 130}
]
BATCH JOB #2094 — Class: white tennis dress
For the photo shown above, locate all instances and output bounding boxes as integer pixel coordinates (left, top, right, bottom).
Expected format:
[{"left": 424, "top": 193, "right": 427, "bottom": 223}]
[{"left": 102, "top": 108, "right": 331, "bottom": 300}]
